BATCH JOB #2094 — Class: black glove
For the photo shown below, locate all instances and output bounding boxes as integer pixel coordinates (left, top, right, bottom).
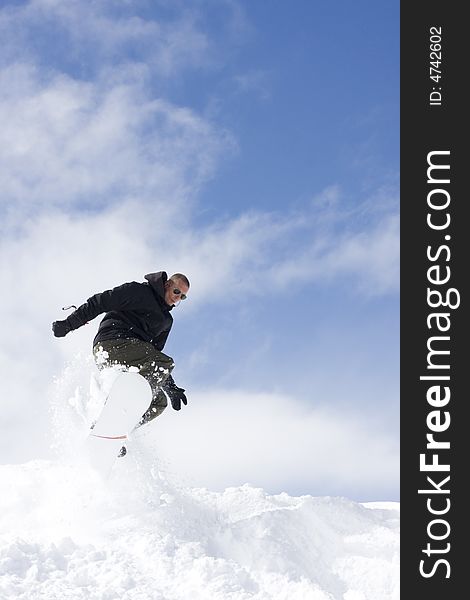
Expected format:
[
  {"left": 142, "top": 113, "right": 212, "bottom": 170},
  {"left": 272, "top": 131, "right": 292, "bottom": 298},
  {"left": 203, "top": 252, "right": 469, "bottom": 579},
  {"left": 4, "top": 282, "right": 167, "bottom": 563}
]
[
  {"left": 52, "top": 319, "right": 72, "bottom": 338},
  {"left": 163, "top": 376, "right": 187, "bottom": 411}
]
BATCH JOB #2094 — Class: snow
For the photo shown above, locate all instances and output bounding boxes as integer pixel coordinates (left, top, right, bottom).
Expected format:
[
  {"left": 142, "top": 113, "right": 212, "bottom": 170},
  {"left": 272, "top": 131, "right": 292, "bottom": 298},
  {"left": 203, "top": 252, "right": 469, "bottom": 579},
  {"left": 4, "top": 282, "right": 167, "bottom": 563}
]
[
  {"left": 0, "top": 365, "right": 399, "bottom": 600},
  {"left": 0, "top": 456, "right": 399, "bottom": 599}
]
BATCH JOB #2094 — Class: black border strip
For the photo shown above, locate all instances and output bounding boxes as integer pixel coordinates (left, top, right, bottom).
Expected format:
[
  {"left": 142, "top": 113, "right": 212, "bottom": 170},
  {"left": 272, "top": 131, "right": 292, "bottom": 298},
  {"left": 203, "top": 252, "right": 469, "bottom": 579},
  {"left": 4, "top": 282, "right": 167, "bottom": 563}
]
[{"left": 401, "top": 2, "right": 466, "bottom": 596}]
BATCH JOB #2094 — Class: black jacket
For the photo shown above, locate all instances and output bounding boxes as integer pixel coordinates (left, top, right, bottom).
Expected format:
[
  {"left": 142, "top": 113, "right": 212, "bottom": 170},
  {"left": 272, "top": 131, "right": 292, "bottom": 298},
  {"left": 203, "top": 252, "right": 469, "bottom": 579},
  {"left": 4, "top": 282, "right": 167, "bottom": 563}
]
[{"left": 64, "top": 272, "right": 173, "bottom": 351}]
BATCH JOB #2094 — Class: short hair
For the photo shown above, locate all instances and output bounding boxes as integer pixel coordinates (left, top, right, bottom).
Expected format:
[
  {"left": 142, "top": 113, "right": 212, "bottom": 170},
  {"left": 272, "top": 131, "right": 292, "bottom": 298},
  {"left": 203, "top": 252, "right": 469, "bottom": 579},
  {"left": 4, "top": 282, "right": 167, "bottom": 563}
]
[{"left": 169, "top": 273, "right": 190, "bottom": 288}]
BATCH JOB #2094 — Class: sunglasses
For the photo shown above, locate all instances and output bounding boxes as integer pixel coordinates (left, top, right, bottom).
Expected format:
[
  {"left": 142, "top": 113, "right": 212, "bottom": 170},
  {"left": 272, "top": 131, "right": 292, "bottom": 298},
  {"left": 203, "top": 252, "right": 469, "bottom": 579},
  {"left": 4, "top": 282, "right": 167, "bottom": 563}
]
[{"left": 172, "top": 288, "right": 187, "bottom": 300}]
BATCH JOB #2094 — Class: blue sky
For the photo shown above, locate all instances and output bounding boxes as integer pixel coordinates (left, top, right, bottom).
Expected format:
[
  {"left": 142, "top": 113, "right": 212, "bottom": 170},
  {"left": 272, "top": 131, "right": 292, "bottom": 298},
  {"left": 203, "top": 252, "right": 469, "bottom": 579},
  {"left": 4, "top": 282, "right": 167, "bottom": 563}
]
[{"left": 0, "top": 0, "right": 399, "bottom": 501}]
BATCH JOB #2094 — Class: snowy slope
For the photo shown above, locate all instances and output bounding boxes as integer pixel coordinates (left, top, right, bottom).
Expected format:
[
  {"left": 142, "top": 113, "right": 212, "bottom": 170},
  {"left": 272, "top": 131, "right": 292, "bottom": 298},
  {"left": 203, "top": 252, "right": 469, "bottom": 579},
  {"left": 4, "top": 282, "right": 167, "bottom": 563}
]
[
  {"left": 0, "top": 366, "right": 399, "bottom": 599},
  {"left": 0, "top": 453, "right": 399, "bottom": 600}
]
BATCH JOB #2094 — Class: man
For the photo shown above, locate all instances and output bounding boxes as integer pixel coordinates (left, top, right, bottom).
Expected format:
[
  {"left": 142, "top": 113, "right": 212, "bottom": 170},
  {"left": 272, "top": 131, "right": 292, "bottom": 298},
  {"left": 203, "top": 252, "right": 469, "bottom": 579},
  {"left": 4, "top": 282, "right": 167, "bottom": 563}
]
[{"left": 52, "top": 271, "right": 189, "bottom": 430}]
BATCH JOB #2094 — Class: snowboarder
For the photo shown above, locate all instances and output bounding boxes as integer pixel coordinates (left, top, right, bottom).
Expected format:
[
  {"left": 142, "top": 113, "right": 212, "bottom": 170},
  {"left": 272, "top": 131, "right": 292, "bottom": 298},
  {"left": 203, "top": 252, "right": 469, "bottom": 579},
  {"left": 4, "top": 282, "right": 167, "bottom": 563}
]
[{"left": 52, "top": 271, "right": 189, "bottom": 429}]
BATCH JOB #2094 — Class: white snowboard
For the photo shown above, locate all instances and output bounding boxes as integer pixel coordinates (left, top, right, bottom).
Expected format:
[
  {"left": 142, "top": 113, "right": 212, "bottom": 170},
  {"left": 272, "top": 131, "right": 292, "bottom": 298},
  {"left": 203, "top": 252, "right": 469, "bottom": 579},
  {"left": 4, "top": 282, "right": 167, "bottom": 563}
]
[{"left": 85, "top": 371, "right": 152, "bottom": 476}]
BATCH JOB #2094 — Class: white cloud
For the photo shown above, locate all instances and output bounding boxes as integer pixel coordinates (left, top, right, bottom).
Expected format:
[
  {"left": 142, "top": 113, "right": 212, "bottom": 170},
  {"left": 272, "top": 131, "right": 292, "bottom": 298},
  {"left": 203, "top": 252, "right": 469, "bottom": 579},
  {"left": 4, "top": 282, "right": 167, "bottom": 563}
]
[
  {"left": 122, "top": 388, "right": 399, "bottom": 499},
  {"left": 168, "top": 203, "right": 399, "bottom": 302},
  {"left": 267, "top": 212, "right": 399, "bottom": 296},
  {"left": 0, "top": 0, "right": 215, "bottom": 75},
  {"left": 0, "top": 63, "right": 233, "bottom": 218}
]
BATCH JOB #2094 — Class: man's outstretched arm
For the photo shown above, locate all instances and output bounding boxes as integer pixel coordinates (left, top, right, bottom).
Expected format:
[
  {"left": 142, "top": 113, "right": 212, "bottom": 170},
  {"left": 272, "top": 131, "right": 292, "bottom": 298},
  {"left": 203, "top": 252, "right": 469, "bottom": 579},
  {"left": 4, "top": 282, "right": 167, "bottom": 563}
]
[{"left": 52, "top": 281, "right": 143, "bottom": 337}]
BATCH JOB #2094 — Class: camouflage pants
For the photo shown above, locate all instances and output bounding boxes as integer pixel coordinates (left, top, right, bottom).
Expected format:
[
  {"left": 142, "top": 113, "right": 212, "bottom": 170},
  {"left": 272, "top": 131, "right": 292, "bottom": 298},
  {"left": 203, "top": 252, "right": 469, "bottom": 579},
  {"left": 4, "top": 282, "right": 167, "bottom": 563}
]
[{"left": 93, "top": 338, "right": 174, "bottom": 425}]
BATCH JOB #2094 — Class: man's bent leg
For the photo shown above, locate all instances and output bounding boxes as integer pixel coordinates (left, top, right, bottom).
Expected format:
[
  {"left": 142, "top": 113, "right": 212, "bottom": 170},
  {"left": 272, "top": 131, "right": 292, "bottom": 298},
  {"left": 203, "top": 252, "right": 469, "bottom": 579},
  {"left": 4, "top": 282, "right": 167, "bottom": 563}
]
[
  {"left": 93, "top": 339, "right": 173, "bottom": 422},
  {"left": 136, "top": 389, "right": 168, "bottom": 427}
]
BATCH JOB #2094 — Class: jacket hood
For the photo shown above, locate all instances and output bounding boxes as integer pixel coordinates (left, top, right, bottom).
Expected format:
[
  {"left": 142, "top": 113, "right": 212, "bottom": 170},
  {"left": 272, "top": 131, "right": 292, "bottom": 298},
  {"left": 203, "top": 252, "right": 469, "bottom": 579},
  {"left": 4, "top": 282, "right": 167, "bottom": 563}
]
[{"left": 144, "top": 271, "right": 171, "bottom": 307}]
